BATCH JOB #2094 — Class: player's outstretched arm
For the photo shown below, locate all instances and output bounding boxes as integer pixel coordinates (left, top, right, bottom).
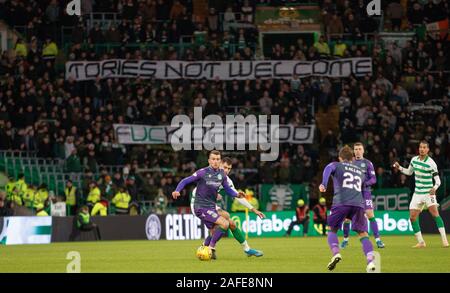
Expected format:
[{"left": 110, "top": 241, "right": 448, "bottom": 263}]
[
  {"left": 234, "top": 196, "right": 265, "bottom": 218},
  {"left": 393, "top": 161, "right": 413, "bottom": 176},
  {"left": 172, "top": 170, "right": 203, "bottom": 199}
]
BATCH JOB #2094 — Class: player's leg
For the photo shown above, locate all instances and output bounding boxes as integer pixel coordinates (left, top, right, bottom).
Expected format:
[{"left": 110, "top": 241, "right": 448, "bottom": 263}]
[
  {"left": 410, "top": 208, "right": 425, "bottom": 247},
  {"left": 357, "top": 231, "right": 376, "bottom": 272},
  {"left": 209, "top": 216, "right": 229, "bottom": 249},
  {"left": 410, "top": 194, "right": 426, "bottom": 248},
  {"left": 426, "top": 199, "right": 449, "bottom": 247},
  {"left": 363, "top": 193, "right": 384, "bottom": 248},
  {"left": 365, "top": 208, "right": 384, "bottom": 248},
  {"left": 217, "top": 209, "right": 263, "bottom": 256},
  {"left": 326, "top": 206, "right": 345, "bottom": 271},
  {"left": 286, "top": 220, "right": 300, "bottom": 236},
  {"left": 351, "top": 206, "right": 376, "bottom": 272},
  {"left": 194, "top": 208, "right": 227, "bottom": 259},
  {"left": 203, "top": 229, "right": 213, "bottom": 246},
  {"left": 193, "top": 203, "right": 212, "bottom": 246},
  {"left": 321, "top": 219, "right": 327, "bottom": 235},
  {"left": 340, "top": 218, "right": 351, "bottom": 248},
  {"left": 301, "top": 219, "right": 309, "bottom": 236}
]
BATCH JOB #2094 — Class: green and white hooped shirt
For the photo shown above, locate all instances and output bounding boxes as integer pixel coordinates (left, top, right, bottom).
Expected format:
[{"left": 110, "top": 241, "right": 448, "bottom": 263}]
[{"left": 405, "top": 156, "right": 439, "bottom": 195}]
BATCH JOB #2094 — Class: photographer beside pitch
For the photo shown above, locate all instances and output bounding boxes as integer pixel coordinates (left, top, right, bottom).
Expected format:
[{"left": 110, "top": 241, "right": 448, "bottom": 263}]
[{"left": 393, "top": 141, "right": 449, "bottom": 248}]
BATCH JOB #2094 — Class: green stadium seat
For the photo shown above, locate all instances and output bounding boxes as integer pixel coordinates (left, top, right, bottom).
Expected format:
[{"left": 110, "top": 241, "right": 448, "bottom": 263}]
[
  {"left": 32, "top": 166, "right": 40, "bottom": 185},
  {"left": 23, "top": 166, "right": 32, "bottom": 183}
]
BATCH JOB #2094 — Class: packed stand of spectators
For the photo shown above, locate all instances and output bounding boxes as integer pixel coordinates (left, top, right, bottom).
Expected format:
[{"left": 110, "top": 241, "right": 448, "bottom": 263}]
[
  {"left": 0, "top": 0, "right": 449, "bottom": 211},
  {"left": 0, "top": 1, "right": 322, "bottom": 209}
]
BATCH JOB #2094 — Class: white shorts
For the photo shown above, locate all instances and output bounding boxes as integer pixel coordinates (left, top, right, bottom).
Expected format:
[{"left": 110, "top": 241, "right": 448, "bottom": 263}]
[{"left": 409, "top": 193, "right": 439, "bottom": 211}]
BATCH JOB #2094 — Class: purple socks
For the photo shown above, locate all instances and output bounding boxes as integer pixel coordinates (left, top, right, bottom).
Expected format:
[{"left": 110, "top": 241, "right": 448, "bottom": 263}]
[
  {"left": 369, "top": 217, "right": 380, "bottom": 238},
  {"left": 360, "top": 237, "right": 374, "bottom": 264},
  {"left": 327, "top": 232, "right": 340, "bottom": 256},
  {"left": 203, "top": 235, "right": 212, "bottom": 246},
  {"left": 343, "top": 222, "right": 350, "bottom": 238},
  {"left": 209, "top": 228, "right": 226, "bottom": 248}
]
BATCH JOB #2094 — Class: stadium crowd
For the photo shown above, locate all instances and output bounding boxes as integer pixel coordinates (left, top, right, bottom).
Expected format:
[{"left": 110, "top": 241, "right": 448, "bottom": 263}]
[{"left": 0, "top": 0, "right": 449, "bottom": 214}]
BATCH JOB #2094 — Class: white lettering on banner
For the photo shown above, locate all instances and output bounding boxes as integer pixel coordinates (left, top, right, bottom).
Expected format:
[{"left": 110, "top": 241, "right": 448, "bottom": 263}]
[
  {"left": 114, "top": 124, "right": 315, "bottom": 145},
  {"left": 175, "top": 215, "right": 183, "bottom": 240},
  {"left": 165, "top": 214, "right": 208, "bottom": 240},
  {"left": 374, "top": 193, "right": 409, "bottom": 210},
  {"left": 66, "top": 59, "right": 372, "bottom": 81},
  {"left": 377, "top": 214, "right": 413, "bottom": 232},
  {"left": 165, "top": 214, "right": 173, "bottom": 240},
  {"left": 242, "top": 214, "right": 296, "bottom": 236}
]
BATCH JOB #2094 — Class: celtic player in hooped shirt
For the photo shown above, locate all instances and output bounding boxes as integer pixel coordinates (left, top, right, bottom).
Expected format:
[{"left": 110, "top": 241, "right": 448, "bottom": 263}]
[{"left": 393, "top": 141, "right": 449, "bottom": 248}]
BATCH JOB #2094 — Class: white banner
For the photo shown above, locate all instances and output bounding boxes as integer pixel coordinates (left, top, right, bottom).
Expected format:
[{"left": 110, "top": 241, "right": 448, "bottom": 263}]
[
  {"left": 165, "top": 214, "right": 209, "bottom": 240},
  {"left": 66, "top": 59, "right": 372, "bottom": 81},
  {"left": 114, "top": 124, "right": 315, "bottom": 145},
  {"left": 0, "top": 217, "right": 52, "bottom": 245}
]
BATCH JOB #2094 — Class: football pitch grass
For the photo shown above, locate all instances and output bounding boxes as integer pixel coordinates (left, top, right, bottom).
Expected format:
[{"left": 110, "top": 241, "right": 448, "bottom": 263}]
[{"left": 1, "top": 235, "right": 449, "bottom": 273}]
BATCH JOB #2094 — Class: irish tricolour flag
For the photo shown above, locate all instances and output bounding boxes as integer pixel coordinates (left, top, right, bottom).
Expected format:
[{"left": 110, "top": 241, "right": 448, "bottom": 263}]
[{"left": 426, "top": 18, "right": 449, "bottom": 40}]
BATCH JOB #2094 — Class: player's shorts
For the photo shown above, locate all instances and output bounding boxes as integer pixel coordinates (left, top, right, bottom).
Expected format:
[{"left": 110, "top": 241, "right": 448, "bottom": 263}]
[
  {"left": 191, "top": 203, "right": 221, "bottom": 215},
  {"left": 328, "top": 205, "right": 368, "bottom": 232},
  {"left": 362, "top": 191, "right": 374, "bottom": 210},
  {"left": 409, "top": 192, "right": 439, "bottom": 211},
  {"left": 193, "top": 207, "right": 220, "bottom": 229}
]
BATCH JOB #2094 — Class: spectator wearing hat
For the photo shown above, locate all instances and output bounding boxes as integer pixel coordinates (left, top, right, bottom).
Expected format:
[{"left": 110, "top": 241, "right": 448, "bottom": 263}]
[{"left": 285, "top": 199, "right": 310, "bottom": 237}]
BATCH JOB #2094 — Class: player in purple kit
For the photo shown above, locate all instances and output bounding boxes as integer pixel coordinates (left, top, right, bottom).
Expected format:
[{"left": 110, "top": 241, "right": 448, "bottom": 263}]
[
  {"left": 172, "top": 150, "right": 245, "bottom": 257},
  {"left": 341, "top": 142, "right": 385, "bottom": 249},
  {"left": 320, "top": 146, "right": 376, "bottom": 272}
]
